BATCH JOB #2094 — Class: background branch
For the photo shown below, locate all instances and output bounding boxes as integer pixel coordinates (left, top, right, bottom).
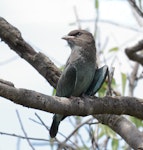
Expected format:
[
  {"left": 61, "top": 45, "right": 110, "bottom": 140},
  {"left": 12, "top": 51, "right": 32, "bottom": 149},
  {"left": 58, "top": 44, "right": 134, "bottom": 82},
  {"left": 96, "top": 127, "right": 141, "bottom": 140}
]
[
  {"left": 0, "top": 131, "right": 49, "bottom": 142},
  {"left": 125, "top": 39, "right": 143, "bottom": 66},
  {"left": 16, "top": 110, "right": 35, "bottom": 150},
  {"left": 128, "top": 0, "right": 143, "bottom": 17},
  {"left": 96, "top": 114, "right": 143, "bottom": 149},
  {"left": 128, "top": 62, "right": 139, "bottom": 96}
]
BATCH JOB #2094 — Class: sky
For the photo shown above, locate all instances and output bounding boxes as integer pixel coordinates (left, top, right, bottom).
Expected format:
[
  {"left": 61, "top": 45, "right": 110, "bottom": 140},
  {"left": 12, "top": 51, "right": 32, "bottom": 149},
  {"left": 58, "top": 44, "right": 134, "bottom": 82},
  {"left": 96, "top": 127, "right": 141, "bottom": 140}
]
[{"left": 0, "top": 0, "right": 143, "bottom": 149}]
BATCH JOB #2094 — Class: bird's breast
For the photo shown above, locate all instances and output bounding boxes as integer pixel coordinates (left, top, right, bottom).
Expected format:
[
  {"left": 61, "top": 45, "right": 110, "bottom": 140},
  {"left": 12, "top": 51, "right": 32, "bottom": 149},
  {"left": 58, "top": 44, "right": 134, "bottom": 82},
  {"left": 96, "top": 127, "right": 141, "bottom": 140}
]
[
  {"left": 72, "top": 59, "right": 95, "bottom": 96},
  {"left": 65, "top": 45, "right": 96, "bottom": 96}
]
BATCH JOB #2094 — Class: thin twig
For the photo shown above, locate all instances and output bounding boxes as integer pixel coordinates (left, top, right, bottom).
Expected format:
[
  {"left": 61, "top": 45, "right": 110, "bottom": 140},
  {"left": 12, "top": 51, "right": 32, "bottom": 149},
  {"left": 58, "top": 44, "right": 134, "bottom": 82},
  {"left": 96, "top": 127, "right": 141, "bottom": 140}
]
[
  {"left": 59, "top": 118, "right": 93, "bottom": 149},
  {"left": 34, "top": 113, "right": 79, "bottom": 149},
  {"left": 103, "top": 136, "right": 110, "bottom": 150},
  {"left": 128, "top": 0, "right": 143, "bottom": 17},
  {"left": 73, "top": 6, "right": 82, "bottom": 29},
  {"left": 76, "top": 19, "right": 143, "bottom": 32},
  {"left": 87, "top": 121, "right": 99, "bottom": 125},
  {"left": 0, "top": 131, "right": 49, "bottom": 142},
  {"left": 34, "top": 113, "right": 49, "bottom": 131},
  {"left": 0, "top": 55, "right": 18, "bottom": 66},
  {"left": 128, "top": 62, "right": 139, "bottom": 96},
  {"left": 16, "top": 110, "right": 35, "bottom": 150}
]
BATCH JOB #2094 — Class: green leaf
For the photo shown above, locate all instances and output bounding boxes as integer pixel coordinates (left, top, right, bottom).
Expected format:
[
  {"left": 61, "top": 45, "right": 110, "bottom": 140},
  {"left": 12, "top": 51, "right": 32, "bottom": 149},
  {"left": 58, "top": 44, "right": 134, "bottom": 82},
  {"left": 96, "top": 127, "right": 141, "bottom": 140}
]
[
  {"left": 130, "top": 116, "right": 143, "bottom": 128},
  {"left": 98, "top": 124, "right": 117, "bottom": 139},
  {"left": 59, "top": 65, "right": 64, "bottom": 71},
  {"left": 109, "top": 47, "right": 119, "bottom": 52},
  {"left": 52, "top": 88, "right": 56, "bottom": 96},
  {"left": 98, "top": 81, "right": 107, "bottom": 97},
  {"left": 112, "top": 139, "right": 119, "bottom": 150},
  {"left": 95, "top": 0, "right": 99, "bottom": 9},
  {"left": 97, "top": 78, "right": 117, "bottom": 97},
  {"left": 105, "top": 126, "right": 117, "bottom": 139},
  {"left": 121, "top": 73, "right": 127, "bottom": 95}
]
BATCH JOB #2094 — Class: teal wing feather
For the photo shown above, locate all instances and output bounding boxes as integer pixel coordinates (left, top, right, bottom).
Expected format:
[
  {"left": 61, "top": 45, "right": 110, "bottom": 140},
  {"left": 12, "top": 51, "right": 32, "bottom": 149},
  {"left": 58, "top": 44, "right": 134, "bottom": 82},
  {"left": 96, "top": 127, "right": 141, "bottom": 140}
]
[
  {"left": 50, "top": 65, "right": 76, "bottom": 138},
  {"left": 86, "top": 65, "right": 108, "bottom": 96},
  {"left": 56, "top": 65, "right": 76, "bottom": 97}
]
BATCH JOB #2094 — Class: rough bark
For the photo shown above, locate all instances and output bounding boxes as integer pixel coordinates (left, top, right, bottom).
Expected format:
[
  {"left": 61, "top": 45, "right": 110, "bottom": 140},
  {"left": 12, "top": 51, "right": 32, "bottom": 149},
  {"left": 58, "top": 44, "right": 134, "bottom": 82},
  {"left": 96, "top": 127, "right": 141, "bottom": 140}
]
[
  {"left": 96, "top": 114, "right": 143, "bottom": 149},
  {"left": 125, "top": 39, "right": 143, "bottom": 66},
  {"left": 0, "top": 79, "right": 143, "bottom": 119},
  {"left": 0, "top": 17, "right": 61, "bottom": 88}
]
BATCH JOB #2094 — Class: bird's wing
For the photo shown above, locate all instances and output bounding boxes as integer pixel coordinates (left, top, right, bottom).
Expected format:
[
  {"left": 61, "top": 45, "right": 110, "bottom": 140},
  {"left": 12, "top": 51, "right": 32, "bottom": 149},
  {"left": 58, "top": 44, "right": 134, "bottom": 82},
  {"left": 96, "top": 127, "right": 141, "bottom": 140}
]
[
  {"left": 86, "top": 65, "right": 108, "bottom": 96},
  {"left": 56, "top": 65, "right": 76, "bottom": 97}
]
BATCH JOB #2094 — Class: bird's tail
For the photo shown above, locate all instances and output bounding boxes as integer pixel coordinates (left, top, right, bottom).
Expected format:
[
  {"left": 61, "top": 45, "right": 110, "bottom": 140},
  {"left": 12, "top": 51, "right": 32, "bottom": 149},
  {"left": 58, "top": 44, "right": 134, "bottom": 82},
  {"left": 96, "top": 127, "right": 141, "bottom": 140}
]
[{"left": 50, "top": 114, "right": 65, "bottom": 138}]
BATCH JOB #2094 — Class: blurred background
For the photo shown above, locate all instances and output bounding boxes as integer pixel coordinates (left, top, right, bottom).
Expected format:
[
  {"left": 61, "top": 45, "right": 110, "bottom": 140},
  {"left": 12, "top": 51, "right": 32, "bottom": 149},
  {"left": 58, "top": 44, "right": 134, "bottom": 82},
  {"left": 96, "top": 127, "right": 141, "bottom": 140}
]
[{"left": 0, "top": 0, "right": 143, "bottom": 149}]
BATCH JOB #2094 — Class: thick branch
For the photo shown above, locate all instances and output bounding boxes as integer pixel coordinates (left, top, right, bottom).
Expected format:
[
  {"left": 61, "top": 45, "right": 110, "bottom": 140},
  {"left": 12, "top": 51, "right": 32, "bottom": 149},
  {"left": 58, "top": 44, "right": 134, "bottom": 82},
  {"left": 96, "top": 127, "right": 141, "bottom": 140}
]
[
  {"left": 0, "top": 80, "right": 143, "bottom": 120},
  {"left": 96, "top": 114, "right": 143, "bottom": 149},
  {"left": 0, "top": 17, "right": 61, "bottom": 88},
  {"left": 125, "top": 39, "right": 143, "bottom": 66}
]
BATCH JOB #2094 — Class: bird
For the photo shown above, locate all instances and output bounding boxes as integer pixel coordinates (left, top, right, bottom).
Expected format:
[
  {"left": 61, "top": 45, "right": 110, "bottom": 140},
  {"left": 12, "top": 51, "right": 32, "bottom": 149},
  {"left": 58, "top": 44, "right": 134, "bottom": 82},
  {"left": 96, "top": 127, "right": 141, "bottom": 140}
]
[{"left": 49, "top": 29, "right": 108, "bottom": 138}]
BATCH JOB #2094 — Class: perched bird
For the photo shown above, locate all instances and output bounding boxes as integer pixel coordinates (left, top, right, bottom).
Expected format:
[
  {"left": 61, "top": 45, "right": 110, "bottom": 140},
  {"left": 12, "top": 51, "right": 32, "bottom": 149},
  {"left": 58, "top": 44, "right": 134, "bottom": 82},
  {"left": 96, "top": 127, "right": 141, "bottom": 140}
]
[{"left": 49, "top": 30, "right": 108, "bottom": 138}]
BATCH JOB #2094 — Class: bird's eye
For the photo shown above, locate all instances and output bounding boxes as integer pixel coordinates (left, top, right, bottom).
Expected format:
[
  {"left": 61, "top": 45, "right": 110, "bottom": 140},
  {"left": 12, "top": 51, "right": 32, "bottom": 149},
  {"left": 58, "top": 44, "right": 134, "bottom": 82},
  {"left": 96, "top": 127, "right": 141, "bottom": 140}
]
[{"left": 74, "top": 32, "right": 82, "bottom": 37}]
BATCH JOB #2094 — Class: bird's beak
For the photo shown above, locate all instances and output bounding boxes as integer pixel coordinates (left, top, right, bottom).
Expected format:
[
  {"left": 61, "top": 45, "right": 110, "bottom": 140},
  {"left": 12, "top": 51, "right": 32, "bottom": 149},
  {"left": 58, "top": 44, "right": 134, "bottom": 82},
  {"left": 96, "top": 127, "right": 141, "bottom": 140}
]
[{"left": 62, "top": 35, "right": 75, "bottom": 41}]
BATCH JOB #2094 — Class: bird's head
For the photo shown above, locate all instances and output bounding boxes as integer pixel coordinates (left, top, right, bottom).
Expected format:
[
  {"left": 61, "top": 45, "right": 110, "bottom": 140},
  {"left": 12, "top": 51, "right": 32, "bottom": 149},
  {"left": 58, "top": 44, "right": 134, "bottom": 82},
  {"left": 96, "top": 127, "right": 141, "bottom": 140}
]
[{"left": 62, "top": 30, "right": 95, "bottom": 49}]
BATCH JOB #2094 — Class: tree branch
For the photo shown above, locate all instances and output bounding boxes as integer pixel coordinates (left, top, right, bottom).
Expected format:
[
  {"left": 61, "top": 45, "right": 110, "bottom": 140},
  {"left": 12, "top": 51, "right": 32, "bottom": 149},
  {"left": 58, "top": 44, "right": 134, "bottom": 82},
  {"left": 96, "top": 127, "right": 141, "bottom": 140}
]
[
  {"left": 0, "top": 131, "right": 49, "bottom": 142},
  {"left": 0, "top": 79, "right": 143, "bottom": 120},
  {"left": 96, "top": 114, "right": 143, "bottom": 149},
  {"left": 128, "top": 62, "right": 139, "bottom": 96},
  {"left": 0, "top": 17, "right": 61, "bottom": 88},
  {"left": 125, "top": 39, "right": 143, "bottom": 66},
  {"left": 128, "top": 0, "right": 143, "bottom": 17},
  {"left": 16, "top": 110, "right": 35, "bottom": 150}
]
